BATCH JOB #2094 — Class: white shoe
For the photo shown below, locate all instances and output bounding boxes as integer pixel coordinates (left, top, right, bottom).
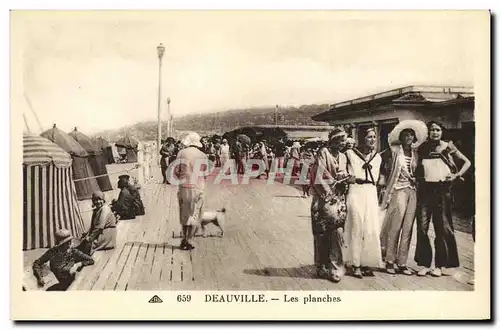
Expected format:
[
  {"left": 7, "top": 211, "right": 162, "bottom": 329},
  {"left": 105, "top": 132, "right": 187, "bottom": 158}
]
[
  {"left": 441, "top": 267, "right": 453, "bottom": 276},
  {"left": 430, "top": 268, "right": 442, "bottom": 277},
  {"left": 417, "top": 268, "right": 430, "bottom": 276}
]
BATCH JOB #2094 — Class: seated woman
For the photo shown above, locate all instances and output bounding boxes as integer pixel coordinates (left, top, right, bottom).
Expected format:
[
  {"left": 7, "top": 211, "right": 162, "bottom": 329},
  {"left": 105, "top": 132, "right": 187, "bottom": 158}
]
[
  {"left": 118, "top": 174, "right": 145, "bottom": 216},
  {"left": 32, "top": 229, "right": 94, "bottom": 291},
  {"left": 111, "top": 175, "right": 136, "bottom": 220},
  {"left": 127, "top": 177, "right": 145, "bottom": 216},
  {"left": 79, "top": 191, "right": 117, "bottom": 255}
]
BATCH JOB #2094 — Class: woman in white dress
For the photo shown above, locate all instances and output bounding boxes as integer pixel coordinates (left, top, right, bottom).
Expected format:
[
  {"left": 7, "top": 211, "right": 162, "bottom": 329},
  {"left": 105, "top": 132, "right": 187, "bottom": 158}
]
[
  {"left": 344, "top": 127, "right": 384, "bottom": 278},
  {"left": 220, "top": 139, "right": 231, "bottom": 173}
]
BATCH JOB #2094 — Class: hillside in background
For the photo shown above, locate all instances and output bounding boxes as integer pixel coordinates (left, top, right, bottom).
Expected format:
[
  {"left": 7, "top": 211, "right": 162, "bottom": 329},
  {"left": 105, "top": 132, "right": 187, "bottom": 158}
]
[{"left": 94, "top": 104, "right": 329, "bottom": 141}]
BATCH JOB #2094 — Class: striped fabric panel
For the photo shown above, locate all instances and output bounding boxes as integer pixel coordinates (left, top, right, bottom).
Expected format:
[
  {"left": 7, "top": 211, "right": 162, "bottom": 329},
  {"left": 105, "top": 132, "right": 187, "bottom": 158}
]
[
  {"left": 22, "top": 167, "right": 28, "bottom": 250},
  {"left": 41, "top": 166, "right": 49, "bottom": 247},
  {"left": 65, "top": 167, "right": 84, "bottom": 237},
  {"left": 32, "top": 166, "right": 39, "bottom": 249},
  {"left": 22, "top": 164, "right": 85, "bottom": 250},
  {"left": 69, "top": 166, "right": 86, "bottom": 235},
  {"left": 54, "top": 166, "right": 64, "bottom": 234},
  {"left": 62, "top": 167, "right": 72, "bottom": 235},
  {"left": 48, "top": 165, "right": 55, "bottom": 247}
]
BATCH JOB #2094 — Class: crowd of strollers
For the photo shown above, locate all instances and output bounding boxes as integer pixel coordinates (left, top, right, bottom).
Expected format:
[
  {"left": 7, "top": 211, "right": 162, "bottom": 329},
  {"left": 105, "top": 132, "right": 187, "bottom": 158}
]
[
  {"left": 158, "top": 134, "right": 351, "bottom": 184},
  {"left": 30, "top": 119, "right": 474, "bottom": 290}
]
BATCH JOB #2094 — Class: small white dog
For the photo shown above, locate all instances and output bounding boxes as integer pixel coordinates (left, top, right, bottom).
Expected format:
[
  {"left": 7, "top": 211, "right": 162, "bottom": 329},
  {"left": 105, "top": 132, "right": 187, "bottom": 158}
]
[{"left": 195, "top": 208, "right": 226, "bottom": 237}]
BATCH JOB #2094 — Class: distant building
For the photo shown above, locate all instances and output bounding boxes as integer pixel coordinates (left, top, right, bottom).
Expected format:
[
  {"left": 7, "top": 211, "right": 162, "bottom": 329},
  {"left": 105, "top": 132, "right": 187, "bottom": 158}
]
[
  {"left": 311, "top": 85, "right": 474, "bottom": 152},
  {"left": 255, "top": 125, "right": 336, "bottom": 141}
]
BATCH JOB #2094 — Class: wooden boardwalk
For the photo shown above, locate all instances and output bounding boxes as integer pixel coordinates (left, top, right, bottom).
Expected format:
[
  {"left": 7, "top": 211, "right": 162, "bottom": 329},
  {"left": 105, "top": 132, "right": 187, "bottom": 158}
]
[{"left": 25, "top": 163, "right": 475, "bottom": 291}]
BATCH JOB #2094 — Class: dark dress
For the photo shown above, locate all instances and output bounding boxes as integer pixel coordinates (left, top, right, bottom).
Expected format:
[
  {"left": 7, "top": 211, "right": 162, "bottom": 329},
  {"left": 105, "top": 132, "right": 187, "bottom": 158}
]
[
  {"left": 160, "top": 144, "right": 172, "bottom": 183},
  {"left": 129, "top": 185, "right": 145, "bottom": 216},
  {"left": 111, "top": 187, "right": 136, "bottom": 220}
]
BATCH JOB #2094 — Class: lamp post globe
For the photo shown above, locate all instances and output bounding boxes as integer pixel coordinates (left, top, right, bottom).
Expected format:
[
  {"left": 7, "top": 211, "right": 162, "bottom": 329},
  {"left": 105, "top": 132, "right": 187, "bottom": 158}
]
[
  {"left": 156, "top": 43, "right": 165, "bottom": 157},
  {"left": 157, "top": 43, "right": 165, "bottom": 59}
]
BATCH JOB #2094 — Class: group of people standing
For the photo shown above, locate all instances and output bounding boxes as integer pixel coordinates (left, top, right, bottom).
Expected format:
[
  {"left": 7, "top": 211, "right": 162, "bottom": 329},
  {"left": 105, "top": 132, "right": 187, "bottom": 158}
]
[{"left": 309, "top": 120, "right": 472, "bottom": 283}]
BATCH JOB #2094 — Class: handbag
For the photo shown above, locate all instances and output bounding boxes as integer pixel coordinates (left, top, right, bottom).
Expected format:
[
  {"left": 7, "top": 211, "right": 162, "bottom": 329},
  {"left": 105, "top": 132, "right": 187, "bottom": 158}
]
[{"left": 319, "top": 194, "right": 347, "bottom": 229}]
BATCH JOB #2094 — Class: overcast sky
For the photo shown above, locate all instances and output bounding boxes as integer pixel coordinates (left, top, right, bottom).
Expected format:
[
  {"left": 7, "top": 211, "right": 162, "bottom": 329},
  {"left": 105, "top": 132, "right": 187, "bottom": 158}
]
[{"left": 13, "top": 11, "right": 483, "bottom": 134}]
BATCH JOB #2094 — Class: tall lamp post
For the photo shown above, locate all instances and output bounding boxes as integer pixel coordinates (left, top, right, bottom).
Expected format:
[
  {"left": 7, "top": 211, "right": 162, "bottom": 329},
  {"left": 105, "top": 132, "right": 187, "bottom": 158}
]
[
  {"left": 275, "top": 105, "right": 279, "bottom": 126},
  {"left": 157, "top": 43, "right": 165, "bottom": 156},
  {"left": 170, "top": 113, "right": 174, "bottom": 138},
  {"left": 166, "top": 97, "right": 171, "bottom": 137}
]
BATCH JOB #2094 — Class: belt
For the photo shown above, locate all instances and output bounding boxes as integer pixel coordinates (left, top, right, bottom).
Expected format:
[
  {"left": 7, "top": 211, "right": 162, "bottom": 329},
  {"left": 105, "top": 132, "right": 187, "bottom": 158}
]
[{"left": 354, "top": 179, "right": 375, "bottom": 185}]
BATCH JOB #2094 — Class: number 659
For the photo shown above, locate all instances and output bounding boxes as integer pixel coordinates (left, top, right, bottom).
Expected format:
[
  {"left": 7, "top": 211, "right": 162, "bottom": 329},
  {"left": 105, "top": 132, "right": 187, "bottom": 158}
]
[{"left": 177, "top": 295, "right": 191, "bottom": 302}]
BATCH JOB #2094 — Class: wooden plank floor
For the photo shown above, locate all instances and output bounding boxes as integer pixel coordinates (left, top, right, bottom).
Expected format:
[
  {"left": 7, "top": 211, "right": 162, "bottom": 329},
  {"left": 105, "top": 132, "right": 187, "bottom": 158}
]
[{"left": 25, "top": 163, "right": 475, "bottom": 291}]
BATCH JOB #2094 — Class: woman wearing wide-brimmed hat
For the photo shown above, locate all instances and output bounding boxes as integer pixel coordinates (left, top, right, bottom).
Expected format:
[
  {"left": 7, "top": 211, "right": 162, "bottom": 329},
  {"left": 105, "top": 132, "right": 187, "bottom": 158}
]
[
  {"left": 414, "top": 121, "right": 471, "bottom": 277},
  {"left": 175, "top": 131, "right": 209, "bottom": 250},
  {"left": 379, "top": 120, "right": 428, "bottom": 276},
  {"left": 32, "top": 229, "right": 95, "bottom": 290}
]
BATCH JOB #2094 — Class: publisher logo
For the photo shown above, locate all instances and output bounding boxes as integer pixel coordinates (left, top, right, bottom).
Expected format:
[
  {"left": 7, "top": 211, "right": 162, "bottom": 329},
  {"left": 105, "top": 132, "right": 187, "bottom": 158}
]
[{"left": 148, "top": 295, "right": 163, "bottom": 303}]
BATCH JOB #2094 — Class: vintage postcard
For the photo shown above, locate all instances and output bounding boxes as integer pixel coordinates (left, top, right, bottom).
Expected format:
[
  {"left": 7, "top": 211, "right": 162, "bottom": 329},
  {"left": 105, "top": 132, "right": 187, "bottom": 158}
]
[{"left": 10, "top": 10, "right": 490, "bottom": 320}]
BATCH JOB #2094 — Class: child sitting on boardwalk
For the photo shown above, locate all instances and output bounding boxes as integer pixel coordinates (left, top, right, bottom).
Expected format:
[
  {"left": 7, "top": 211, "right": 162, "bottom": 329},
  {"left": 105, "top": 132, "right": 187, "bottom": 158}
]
[{"left": 32, "top": 229, "right": 95, "bottom": 291}]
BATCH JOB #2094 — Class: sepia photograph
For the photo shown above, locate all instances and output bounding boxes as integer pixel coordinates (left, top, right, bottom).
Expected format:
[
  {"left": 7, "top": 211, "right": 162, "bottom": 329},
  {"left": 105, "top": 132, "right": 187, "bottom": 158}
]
[{"left": 10, "top": 9, "right": 490, "bottom": 320}]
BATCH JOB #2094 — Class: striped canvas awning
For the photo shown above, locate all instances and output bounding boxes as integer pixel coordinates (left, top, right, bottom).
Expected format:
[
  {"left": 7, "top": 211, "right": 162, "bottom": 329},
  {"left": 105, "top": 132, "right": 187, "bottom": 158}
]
[{"left": 23, "top": 134, "right": 72, "bottom": 168}]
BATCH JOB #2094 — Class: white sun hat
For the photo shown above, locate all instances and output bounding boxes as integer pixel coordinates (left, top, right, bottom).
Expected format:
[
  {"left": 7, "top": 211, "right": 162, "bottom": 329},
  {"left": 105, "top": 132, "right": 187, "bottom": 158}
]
[
  {"left": 388, "top": 120, "right": 428, "bottom": 148},
  {"left": 180, "top": 131, "right": 203, "bottom": 148}
]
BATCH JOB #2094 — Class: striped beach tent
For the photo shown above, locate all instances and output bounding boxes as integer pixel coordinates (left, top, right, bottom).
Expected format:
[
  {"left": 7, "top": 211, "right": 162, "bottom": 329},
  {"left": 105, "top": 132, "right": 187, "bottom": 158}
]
[
  {"left": 69, "top": 128, "right": 113, "bottom": 192},
  {"left": 23, "top": 134, "right": 85, "bottom": 250},
  {"left": 41, "top": 124, "right": 100, "bottom": 200}
]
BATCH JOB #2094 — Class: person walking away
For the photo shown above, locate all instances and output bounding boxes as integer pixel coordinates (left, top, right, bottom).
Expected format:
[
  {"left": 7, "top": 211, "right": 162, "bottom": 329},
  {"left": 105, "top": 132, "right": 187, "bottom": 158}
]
[
  {"left": 111, "top": 175, "right": 136, "bottom": 220},
  {"left": 32, "top": 229, "right": 94, "bottom": 291},
  {"left": 414, "top": 121, "right": 471, "bottom": 277},
  {"left": 344, "top": 127, "right": 384, "bottom": 278},
  {"left": 274, "top": 138, "right": 286, "bottom": 174},
  {"left": 379, "top": 120, "right": 428, "bottom": 275},
  {"left": 290, "top": 141, "right": 301, "bottom": 176},
  {"left": 240, "top": 141, "right": 250, "bottom": 175},
  {"left": 219, "top": 139, "right": 231, "bottom": 174},
  {"left": 174, "top": 132, "right": 209, "bottom": 250},
  {"left": 256, "top": 141, "right": 269, "bottom": 178},
  {"left": 160, "top": 140, "right": 170, "bottom": 184},
  {"left": 207, "top": 141, "right": 216, "bottom": 164},
  {"left": 214, "top": 139, "right": 222, "bottom": 168},
  {"left": 300, "top": 145, "right": 315, "bottom": 197},
  {"left": 78, "top": 191, "right": 118, "bottom": 255},
  {"left": 309, "top": 127, "right": 353, "bottom": 283}
]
